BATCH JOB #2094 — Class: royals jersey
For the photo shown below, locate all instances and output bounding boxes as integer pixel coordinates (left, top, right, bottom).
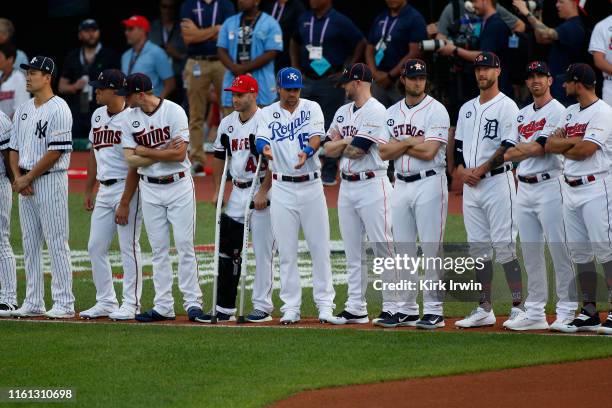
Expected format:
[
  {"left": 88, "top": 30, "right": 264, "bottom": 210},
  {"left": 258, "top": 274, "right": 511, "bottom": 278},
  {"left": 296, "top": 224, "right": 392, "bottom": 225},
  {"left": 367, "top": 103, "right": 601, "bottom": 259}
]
[
  {"left": 121, "top": 99, "right": 191, "bottom": 177},
  {"left": 385, "top": 95, "right": 449, "bottom": 174},
  {"left": 555, "top": 99, "right": 612, "bottom": 177},
  {"left": 327, "top": 98, "right": 388, "bottom": 174},
  {"left": 214, "top": 109, "right": 267, "bottom": 181},
  {"left": 514, "top": 99, "right": 564, "bottom": 176},
  {"left": 89, "top": 105, "right": 132, "bottom": 181},
  {"left": 588, "top": 15, "right": 612, "bottom": 106},
  {"left": 8, "top": 96, "right": 73, "bottom": 171},
  {"left": 256, "top": 98, "right": 324, "bottom": 176},
  {"left": 0, "top": 111, "right": 11, "bottom": 175}
]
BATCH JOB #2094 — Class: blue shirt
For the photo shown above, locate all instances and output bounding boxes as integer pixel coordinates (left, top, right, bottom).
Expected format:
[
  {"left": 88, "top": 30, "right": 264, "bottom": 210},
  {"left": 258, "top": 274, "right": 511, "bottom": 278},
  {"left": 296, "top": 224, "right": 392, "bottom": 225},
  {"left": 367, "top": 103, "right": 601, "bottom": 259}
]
[
  {"left": 121, "top": 41, "right": 174, "bottom": 96},
  {"left": 217, "top": 12, "right": 283, "bottom": 107},
  {"left": 367, "top": 5, "right": 427, "bottom": 71},
  {"left": 293, "top": 8, "right": 363, "bottom": 77},
  {"left": 479, "top": 13, "right": 512, "bottom": 96},
  {"left": 180, "top": 0, "right": 236, "bottom": 57},
  {"left": 549, "top": 16, "right": 585, "bottom": 76}
]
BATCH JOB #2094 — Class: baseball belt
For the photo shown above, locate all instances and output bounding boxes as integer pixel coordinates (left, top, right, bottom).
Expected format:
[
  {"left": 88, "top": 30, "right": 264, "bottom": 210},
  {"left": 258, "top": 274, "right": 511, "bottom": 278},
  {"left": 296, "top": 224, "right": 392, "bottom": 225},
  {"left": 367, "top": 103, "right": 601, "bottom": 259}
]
[
  {"left": 341, "top": 171, "right": 376, "bottom": 182},
  {"left": 396, "top": 169, "right": 438, "bottom": 183},
  {"left": 139, "top": 171, "right": 186, "bottom": 185},
  {"left": 480, "top": 163, "right": 512, "bottom": 179},
  {"left": 19, "top": 167, "right": 50, "bottom": 176},
  {"left": 233, "top": 177, "right": 265, "bottom": 189},
  {"left": 272, "top": 172, "right": 319, "bottom": 183},
  {"left": 99, "top": 179, "right": 124, "bottom": 186},
  {"left": 517, "top": 172, "right": 557, "bottom": 184},
  {"left": 564, "top": 174, "right": 596, "bottom": 187}
]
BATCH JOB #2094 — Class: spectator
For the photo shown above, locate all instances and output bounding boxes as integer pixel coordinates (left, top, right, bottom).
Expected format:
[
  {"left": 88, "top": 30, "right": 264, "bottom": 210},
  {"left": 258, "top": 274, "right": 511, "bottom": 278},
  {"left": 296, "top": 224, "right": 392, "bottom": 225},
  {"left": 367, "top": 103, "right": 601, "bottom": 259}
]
[
  {"left": 180, "top": 0, "right": 235, "bottom": 174},
  {"left": 0, "top": 43, "right": 28, "bottom": 119},
  {"left": 0, "top": 18, "right": 28, "bottom": 72},
  {"left": 290, "top": 0, "right": 366, "bottom": 185},
  {"left": 121, "top": 15, "right": 176, "bottom": 98},
  {"left": 58, "top": 19, "right": 120, "bottom": 139},
  {"left": 150, "top": 0, "right": 188, "bottom": 103},
  {"left": 261, "top": 0, "right": 306, "bottom": 72},
  {"left": 217, "top": 0, "right": 283, "bottom": 114},
  {"left": 365, "top": 0, "right": 427, "bottom": 108},
  {"left": 512, "top": 0, "right": 586, "bottom": 105},
  {"left": 588, "top": 6, "right": 611, "bottom": 106}
]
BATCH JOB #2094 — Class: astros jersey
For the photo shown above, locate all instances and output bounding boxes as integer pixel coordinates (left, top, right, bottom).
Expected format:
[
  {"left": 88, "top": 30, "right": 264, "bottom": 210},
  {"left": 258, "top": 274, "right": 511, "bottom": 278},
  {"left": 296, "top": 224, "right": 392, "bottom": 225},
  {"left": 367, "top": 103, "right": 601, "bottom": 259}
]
[
  {"left": 385, "top": 95, "right": 449, "bottom": 174},
  {"left": 556, "top": 99, "right": 612, "bottom": 177},
  {"left": 256, "top": 98, "right": 324, "bottom": 176},
  {"left": 456, "top": 92, "right": 519, "bottom": 168},
  {"left": 0, "top": 111, "right": 11, "bottom": 175},
  {"left": 514, "top": 99, "right": 564, "bottom": 176},
  {"left": 214, "top": 109, "right": 267, "bottom": 181},
  {"left": 326, "top": 97, "right": 388, "bottom": 174},
  {"left": 8, "top": 96, "right": 73, "bottom": 171},
  {"left": 89, "top": 105, "right": 132, "bottom": 181},
  {"left": 121, "top": 99, "right": 191, "bottom": 177}
]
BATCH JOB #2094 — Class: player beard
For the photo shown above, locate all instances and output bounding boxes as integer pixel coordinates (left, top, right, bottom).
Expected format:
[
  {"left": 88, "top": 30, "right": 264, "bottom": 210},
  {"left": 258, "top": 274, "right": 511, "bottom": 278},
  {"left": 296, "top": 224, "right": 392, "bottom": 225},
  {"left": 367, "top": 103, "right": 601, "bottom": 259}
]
[
  {"left": 477, "top": 77, "right": 496, "bottom": 91},
  {"left": 405, "top": 88, "right": 424, "bottom": 98}
]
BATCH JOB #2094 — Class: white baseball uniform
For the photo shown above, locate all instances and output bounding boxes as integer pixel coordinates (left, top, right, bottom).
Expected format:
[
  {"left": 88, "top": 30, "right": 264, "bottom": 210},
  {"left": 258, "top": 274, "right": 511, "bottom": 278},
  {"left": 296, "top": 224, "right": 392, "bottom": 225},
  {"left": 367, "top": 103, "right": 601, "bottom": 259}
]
[
  {"left": 256, "top": 98, "right": 335, "bottom": 315},
  {"left": 0, "top": 70, "right": 28, "bottom": 119},
  {"left": 213, "top": 109, "right": 276, "bottom": 315},
  {"left": 386, "top": 95, "right": 449, "bottom": 316},
  {"left": 8, "top": 96, "right": 74, "bottom": 313},
  {"left": 88, "top": 105, "right": 143, "bottom": 312},
  {"left": 327, "top": 97, "right": 393, "bottom": 316},
  {"left": 0, "top": 111, "right": 16, "bottom": 306},
  {"left": 456, "top": 92, "right": 519, "bottom": 264},
  {"left": 514, "top": 99, "right": 577, "bottom": 320},
  {"left": 589, "top": 15, "right": 612, "bottom": 106},
  {"left": 121, "top": 99, "right": 202, "bottom": 316}
]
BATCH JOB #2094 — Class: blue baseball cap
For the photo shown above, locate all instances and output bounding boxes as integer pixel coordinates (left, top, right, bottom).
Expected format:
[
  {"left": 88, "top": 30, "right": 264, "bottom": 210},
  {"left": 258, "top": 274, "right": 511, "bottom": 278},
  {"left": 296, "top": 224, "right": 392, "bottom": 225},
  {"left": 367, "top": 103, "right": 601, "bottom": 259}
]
[
  {"left": 276, "top": 67, "right": 303, "bottom": 89},
  {"left": 402, "top": 59, "right": 428, "bottom": 78},
  {"left": 562, "top": 63, "right": 596, "bottom": 87},
  {"left": 117, "top": 73, "right": 152, "bottom": 95},
  {"left": 20, "top": 55, "right": 56, "bottom": 76},
  {"left": 89, "top": 69, "right": 126, "bottom": 90}
]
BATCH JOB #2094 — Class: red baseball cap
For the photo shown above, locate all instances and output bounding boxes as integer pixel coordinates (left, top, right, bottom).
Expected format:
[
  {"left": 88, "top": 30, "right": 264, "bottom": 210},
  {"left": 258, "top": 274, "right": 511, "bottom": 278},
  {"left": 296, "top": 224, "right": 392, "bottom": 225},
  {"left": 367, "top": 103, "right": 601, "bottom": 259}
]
[
  {"left": 224, "top": 75, "right": 259, "bottom": 94},
  {"left": 122, "top": 15, "right": 151, "bottom": 33}
]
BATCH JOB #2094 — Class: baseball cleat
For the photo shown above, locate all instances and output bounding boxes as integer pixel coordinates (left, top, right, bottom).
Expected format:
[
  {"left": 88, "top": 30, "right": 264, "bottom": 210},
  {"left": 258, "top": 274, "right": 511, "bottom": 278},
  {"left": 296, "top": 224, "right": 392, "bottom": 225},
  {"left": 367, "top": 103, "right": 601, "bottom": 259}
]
[
  {"left": 0, "top": 303, "right": 18, "bottom": 318},
  {"left": 564, "top": 308, "right": 601, "bottom": 333},
  {"left": 195, "top": 311, "right": 236, "bottom": 323},
  {"left": 11, "top": 306, "right": 45, "bottom": 318},
  {"left": 246, "top": 309, "right": 272, "bottom": 323},
  {"left": 416, "top": 314, "right": 445, "bottom": 329},
  {"left": 280, "top": 311, "right": 300, "bottom": 325},
  {"left": 325, "top": 310, "right": 369, "bottom": 325},
  {"left": 45, "top": 308, "right": 75, "bottom": 319},
  {"left": 374, "top": 312, "right": 419, "bottom": 328},
  {"left": 506, "top": 316, "right": 549, "bottom": 331},
  {"left": 549, "top": 317, "right": 576, "bottom": 333},
  {"left": 135, "top": 309, "right": 176, "bottom": 322},
  {"left": 597, "top": 313, "right": 612, "bottom": 335},
  {"left": 503, "top": 307, "right": 526, "bottom": 328},
  {"left": 455, "top": 307, "right": 496, "bottom": 328},
  {"left": 109, "top": 305, "right": 138, "bottom": 321},
  {"left": 371, "top": 311, "right": 393, "bottom": 325},
  {"left": 187, "top": 306, "right": 205, "bottom": 322},
  {"left": 79, "top": 304, "right": 118, "bottom": 320},
  {"left": 317, "top": 309, "right": 335, "bottom": 323}
]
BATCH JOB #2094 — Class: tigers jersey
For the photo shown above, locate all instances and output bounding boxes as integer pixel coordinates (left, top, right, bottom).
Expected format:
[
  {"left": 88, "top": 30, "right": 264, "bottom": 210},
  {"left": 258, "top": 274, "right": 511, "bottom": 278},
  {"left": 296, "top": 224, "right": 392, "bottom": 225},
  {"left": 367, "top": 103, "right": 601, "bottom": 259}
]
[
  {"left": 0, "top": 111, "right": 11, "bottom": 175},
  {"left": 8, "top": 96, "right": 73, "bottom": 171},
  {"left": 121, "top": 99, "right": 191, "bottom": 177},
  {"left": 385, "top": 95, "right": 449, "bottom": 174},
  {"left": 327, "top": 97, "right": 388, "bottom": 174},
  {"left": 514, "top": 99, "right": 564, "bottom": 176},
  {"left": 89, "top": 105, "right": 132, "bottom": 181},
  {"left": 256, "top": 98, "right": 324, "bottom": 176}
]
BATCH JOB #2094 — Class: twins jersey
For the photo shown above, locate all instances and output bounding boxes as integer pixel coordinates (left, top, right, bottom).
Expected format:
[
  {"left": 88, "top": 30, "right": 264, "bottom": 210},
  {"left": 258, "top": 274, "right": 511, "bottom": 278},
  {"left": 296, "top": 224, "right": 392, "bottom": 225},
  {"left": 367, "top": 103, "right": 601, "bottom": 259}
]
[
  {"left": 89, "top": 105, "right": 132, "bottom": 181},
  {"left": 8, "top": 96, "right": 73, "bottom": 171},
  {"left": 514, "top": 99, "right": 564, "bottom": 176},
  {"left": 0, "top": 70, "right": 28, "bottom": 119},
  {"left": 121, "top": 99, "right": 191, "bottom": 177},
  {"left": 456, "top": 92, "right": 519, "bottom": 168},
  {"left": 327, "top": 98, "right": 388, "bottom": 174},
  {"left": 589, "top": 15, "right": 612, "bottom": 106},
  {"left": 256, "top": 98, "right": 324, "bottom": 176},
  {"left": 385, "top": 95, "right": 450, "bottom": 174},
  {"left": 556, "top": 100, "right": 612, "bottom": 177},
  {"left": 0, "top": 111, "right": 11, "bottom": 175}
]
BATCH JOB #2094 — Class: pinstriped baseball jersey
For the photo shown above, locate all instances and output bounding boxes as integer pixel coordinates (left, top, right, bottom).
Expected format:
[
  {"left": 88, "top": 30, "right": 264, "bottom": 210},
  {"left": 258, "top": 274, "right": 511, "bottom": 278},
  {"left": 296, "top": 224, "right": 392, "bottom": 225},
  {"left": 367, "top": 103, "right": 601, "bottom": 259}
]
[
  {"left": 89, "top": 105, "right": 132, "bottom": 181},
  {"left": 327, "top": 97, "right": 389, "bottom": 174},
  {"left": 121, "top": 99, "right": 191, "bottom": 177},
  {"left": 0, "top": 111, "right": 12, "bottom": 175},
  {"left": 8, "top": 96, "right": 73, "bottom": 171},
  {"left": 385, "top": 95, "right": 450, "bottom": 174}
]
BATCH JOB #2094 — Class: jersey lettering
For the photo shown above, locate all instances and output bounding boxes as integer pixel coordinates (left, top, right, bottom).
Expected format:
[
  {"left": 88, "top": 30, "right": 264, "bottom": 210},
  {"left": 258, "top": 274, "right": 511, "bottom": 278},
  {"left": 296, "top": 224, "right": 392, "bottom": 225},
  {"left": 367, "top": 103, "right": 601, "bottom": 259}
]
[
  {"left": 268, "top": 110, "right": 311, "bottom": 141},
  {"left": 132, "top": 126, "right": 171, "bottom": 147},
  {"left": 518, "top": 118, "right": 546, "bottom": 140},
  {"left": 92, "top": 126, "right": 122, "bottom": 150},
  {"left": 565, "top": 122, "right": 588, "bottom": 138}
]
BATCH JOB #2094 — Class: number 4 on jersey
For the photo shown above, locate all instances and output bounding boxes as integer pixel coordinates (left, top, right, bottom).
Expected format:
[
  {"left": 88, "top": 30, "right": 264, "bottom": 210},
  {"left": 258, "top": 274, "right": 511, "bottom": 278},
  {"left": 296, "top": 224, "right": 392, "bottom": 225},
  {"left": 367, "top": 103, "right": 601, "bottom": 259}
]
[{"left": 245, "top": 156, "right": 268, "bottom": 173}]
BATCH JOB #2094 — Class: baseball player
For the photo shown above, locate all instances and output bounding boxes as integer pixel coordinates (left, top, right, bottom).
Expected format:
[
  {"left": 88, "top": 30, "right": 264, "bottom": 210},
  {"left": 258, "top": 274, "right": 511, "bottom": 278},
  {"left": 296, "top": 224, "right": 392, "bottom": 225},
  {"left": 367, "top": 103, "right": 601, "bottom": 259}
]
[
  {"left": 503, "top": 61, "right": 577, "bottom": 331},
  {"left": 80, "top": 69, "right": 143, "bottom": 321},
  {"left": 545, "top": 63, "right": 612, "bottom": 335},
  {"left": 453, "top": 52, "right": 524, "bottom": 329},
  {"left": 255, "top": 67, "right": 335, "bottom": 324},
  {"left": 322, "top": 63, "right": 392, "bottom": 326},
  {"left": 120, "top": 73, "right": 203, "bottom": 322},
  {"left": 8, "top": 56, "right": 75, "bottom": 319},
  {"left": 197, "top": 75, "right": 276, "bottom": 323},
  {"left": 0, "top": 110, "right": 16, "bottom": 317},
  {"left": 378, "top": 59, "right": 450, "bottom": 329},
  {"left": 588, "top": 10, "right": 612, "bottom": 106}
]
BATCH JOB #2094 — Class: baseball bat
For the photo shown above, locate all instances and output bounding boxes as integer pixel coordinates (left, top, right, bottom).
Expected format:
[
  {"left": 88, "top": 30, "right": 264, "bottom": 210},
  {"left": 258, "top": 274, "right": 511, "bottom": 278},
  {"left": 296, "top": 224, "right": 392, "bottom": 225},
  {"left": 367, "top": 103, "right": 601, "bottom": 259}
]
[{"left": 211, "top": 153, "right": 230, "bottom": 324}]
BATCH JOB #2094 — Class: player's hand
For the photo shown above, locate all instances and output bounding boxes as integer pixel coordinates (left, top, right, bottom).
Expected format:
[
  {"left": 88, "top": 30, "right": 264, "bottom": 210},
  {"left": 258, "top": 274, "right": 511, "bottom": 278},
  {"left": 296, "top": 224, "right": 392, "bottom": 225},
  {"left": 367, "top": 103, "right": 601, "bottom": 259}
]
[
  {"left": 168, "top": 137, "right": 183, "bottom": 150},
  {"left": 19, "top": 185, "right": 34, "bottom": 196},
  {"left": 12, "top": 175, "right": 31, "bottom": 194},
  {"left": 437, "top": 43, "right": 456, "bottom": 57},
  {"left": 115, "top": 203, "right": 129, "bottom": 226},
  {"left": 253, "top": 190, "right": 268, "bottom": 210},
  {"left": 84, "top": 192, "right": 95, "bottom": 211},
  {"left": 294, "top": 151, "right": 307, "bottom": 169},
  {"left": 328, "top": 128, "right": 342, "bottom": 142},
  {"left": 426, "top": 23, "right": 438, "bottom": 37},
  {"left": 550, "top": 128, "right": 566, "bottom": 139},
  {"left": 512, "top": 0, "right": 530, "bottom": 17},
  {"left": 263, "top": 145, "right": 273, "bottom": 161},
  {"left": 74, "top": 78, "right": 88, "bottom": 92},
  {"left": 135, "top": 145, "right": 148, "bottom": 156},
  {"left": 463, "top": 168, "right": 481, "bottom": 187}
]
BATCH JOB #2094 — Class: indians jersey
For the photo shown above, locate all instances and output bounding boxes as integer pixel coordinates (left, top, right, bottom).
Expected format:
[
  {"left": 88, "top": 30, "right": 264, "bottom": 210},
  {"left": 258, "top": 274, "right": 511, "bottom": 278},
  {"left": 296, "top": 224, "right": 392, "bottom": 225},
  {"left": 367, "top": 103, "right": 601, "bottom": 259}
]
[
  {"left": 256, "top": 98, "right": 324, "bottom": 176},
  {"left": 121, "top": 99, "right": 191, "bottom": 177},
  {"left": 89, "top": 105, "right": 132, "bottom": 181},
  {"left": 514, "top": 99, "right": 564, "bottom": 176},
  {"left": 0, "top": 111, "right": 11, "bottom": 175},
  {"left": 385, "top": 95, "right": 449, "bottom": 174},
  {"left": 327, "top": 97, "right": 388, "bottom": 174},
  {"left": 588, "top": 15, "right": 612, "bottom": 106},
  {"left": 214, "top": 109, "right": 267, "bottom": 181},
  {"left": 555, "top": 99, "right": 612, "bottom": 177},
  {"left": 8, "top": 96, "right": 73, "bottom": 171},
  {"left": 456, "top": 92, "right": 519, "bottom": 168}
]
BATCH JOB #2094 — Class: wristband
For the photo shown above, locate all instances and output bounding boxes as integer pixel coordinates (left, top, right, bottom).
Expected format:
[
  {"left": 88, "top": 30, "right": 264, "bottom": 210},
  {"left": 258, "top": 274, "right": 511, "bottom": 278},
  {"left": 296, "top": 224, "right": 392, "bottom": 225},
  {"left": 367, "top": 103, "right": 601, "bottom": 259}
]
[{"left": 303, "top": 146, "right": 315, "bottom": 158}]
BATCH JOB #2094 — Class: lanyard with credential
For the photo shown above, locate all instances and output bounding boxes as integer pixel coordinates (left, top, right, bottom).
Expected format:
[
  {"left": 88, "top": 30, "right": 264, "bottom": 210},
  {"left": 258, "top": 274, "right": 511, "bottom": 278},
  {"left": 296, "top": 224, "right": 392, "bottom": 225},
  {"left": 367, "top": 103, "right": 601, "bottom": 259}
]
[
  {"left": 309, "top": 16, "right": 330, "bottom": 47},
  {"left": 271, "top": 1, "right": 285, "bottom": 21},
  {"left": 197, "top": 0, "right": 219, "bottom": 27},
  {"left": 128, "top": 47, "right": 143, "bottom": 75},
  {"left": 380, "top": 16, "right": 398, "bottom": 41}
]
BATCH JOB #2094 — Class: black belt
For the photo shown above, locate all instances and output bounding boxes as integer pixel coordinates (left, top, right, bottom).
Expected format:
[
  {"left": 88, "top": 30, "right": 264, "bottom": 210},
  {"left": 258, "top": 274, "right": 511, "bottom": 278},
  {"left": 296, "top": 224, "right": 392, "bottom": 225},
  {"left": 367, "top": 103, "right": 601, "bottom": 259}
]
[
  {"left": 233, "top": 177, "right": 265, "bottom": 189},
  {"left": 19, "top": 167, "right": 50, "bottom": 176},
  {"left": 564, "top": 174, "right": 596, "bottom": 187},
  {"left": 100, "top": 179, "right": 123, "bottom": 186},
  {"left": 396, "top": 169, "right": 438, "bottom": 183},
  {"left": 272, "top": 172, "right": 319, "bottom": 183},
  {"left": 480, "top": 163, "right": 512, "bottom": 179},
  {"left": 341, "top": 171, "right": 376, "bottom": 182},
  {"left": 518, "top": 173, "right": 552, "bottom": 184},
  {"left": 139, "top": 172, "right": 186, "bottom": 185},
  {"left": 189, "top": 55, "right": 218, "bottom": 61}
]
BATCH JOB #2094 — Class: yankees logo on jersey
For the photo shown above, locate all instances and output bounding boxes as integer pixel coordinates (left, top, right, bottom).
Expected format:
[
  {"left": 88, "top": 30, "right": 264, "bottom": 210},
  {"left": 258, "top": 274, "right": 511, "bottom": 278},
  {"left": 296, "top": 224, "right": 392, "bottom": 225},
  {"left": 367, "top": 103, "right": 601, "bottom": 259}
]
[{"left": 89, "top": 105, "right": 132, "bottom": 181}]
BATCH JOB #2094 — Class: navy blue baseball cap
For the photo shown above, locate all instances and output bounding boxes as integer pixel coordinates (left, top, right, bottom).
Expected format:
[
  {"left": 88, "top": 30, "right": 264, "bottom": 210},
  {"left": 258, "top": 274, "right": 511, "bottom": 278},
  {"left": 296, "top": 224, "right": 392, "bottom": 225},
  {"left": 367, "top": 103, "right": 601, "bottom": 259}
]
[
  {"left": 20, "top": 56, "right": 56, "bottom": 76},
  {"left": 402, "top": 59, "right": 428, "bottom": 78},
  {"left": 276, "top": 67, "right": 303, "bottom": 89},
  {"left": 89, "top": 69, "right": 126, "bottom": 90},
  {"left": 337, "top": 63, "right": 373, "bottom": 86},
  {"left": 118, "top": 73, "right": 153, "bottom": 95},
  {"left": 563, "top": 63, "right": 596, "bottom": 87},
  {"left": 79, "top": 19, "right": 98, "bottom": 31},
  {"left": 473, "top": 52, "right": 500, "bottom": 68},
  {"left": 526, "top": 60, "right": 551, "bottom": 76}
]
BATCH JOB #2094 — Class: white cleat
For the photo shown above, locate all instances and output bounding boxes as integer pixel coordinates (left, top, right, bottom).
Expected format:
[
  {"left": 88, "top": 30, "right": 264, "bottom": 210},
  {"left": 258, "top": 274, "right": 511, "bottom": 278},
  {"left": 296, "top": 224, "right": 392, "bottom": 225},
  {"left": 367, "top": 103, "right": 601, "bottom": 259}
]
[
  {"left": 109, "top": 305, "right": 138, "bottom": 321},
  {"left": 503, "top": 307, "right": 526, "bottom": 328},
  {"left": 549, "top": 317, "right": 576, "bottom": 333},
  {"left": 455, "top": 307, "right": 496, "bottom": 328},
  {"left": 11, "top": 307, "right": 45, "bottom": 318},
  {"left": 318, "top": 309, "right": 334, "bottom": 323},
  {"left": 280, "top": 311, "right": 300, "bottom": 325},
  {"left": 326, "top": 310, "right": 370, "bottom": 325},
  {"left": 45, "top": 308, "right": 75, "bottom": 319},
  {"left": 79, "top": 304, "right": 118, "bottom": 320},
  {"left": 506, "top": 316, "right": 549, "bottom": 331}
]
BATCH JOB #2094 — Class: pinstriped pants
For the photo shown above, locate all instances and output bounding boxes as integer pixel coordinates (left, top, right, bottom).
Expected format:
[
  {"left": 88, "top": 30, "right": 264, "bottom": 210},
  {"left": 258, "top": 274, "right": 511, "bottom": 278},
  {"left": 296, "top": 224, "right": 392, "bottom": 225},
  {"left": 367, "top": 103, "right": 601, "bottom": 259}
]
[
  {"left": 18, "top": 171, "right": 74, "bottom": 312},
  {"left": 0, "top": 176, "right": 16, "bottom": 305}
]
